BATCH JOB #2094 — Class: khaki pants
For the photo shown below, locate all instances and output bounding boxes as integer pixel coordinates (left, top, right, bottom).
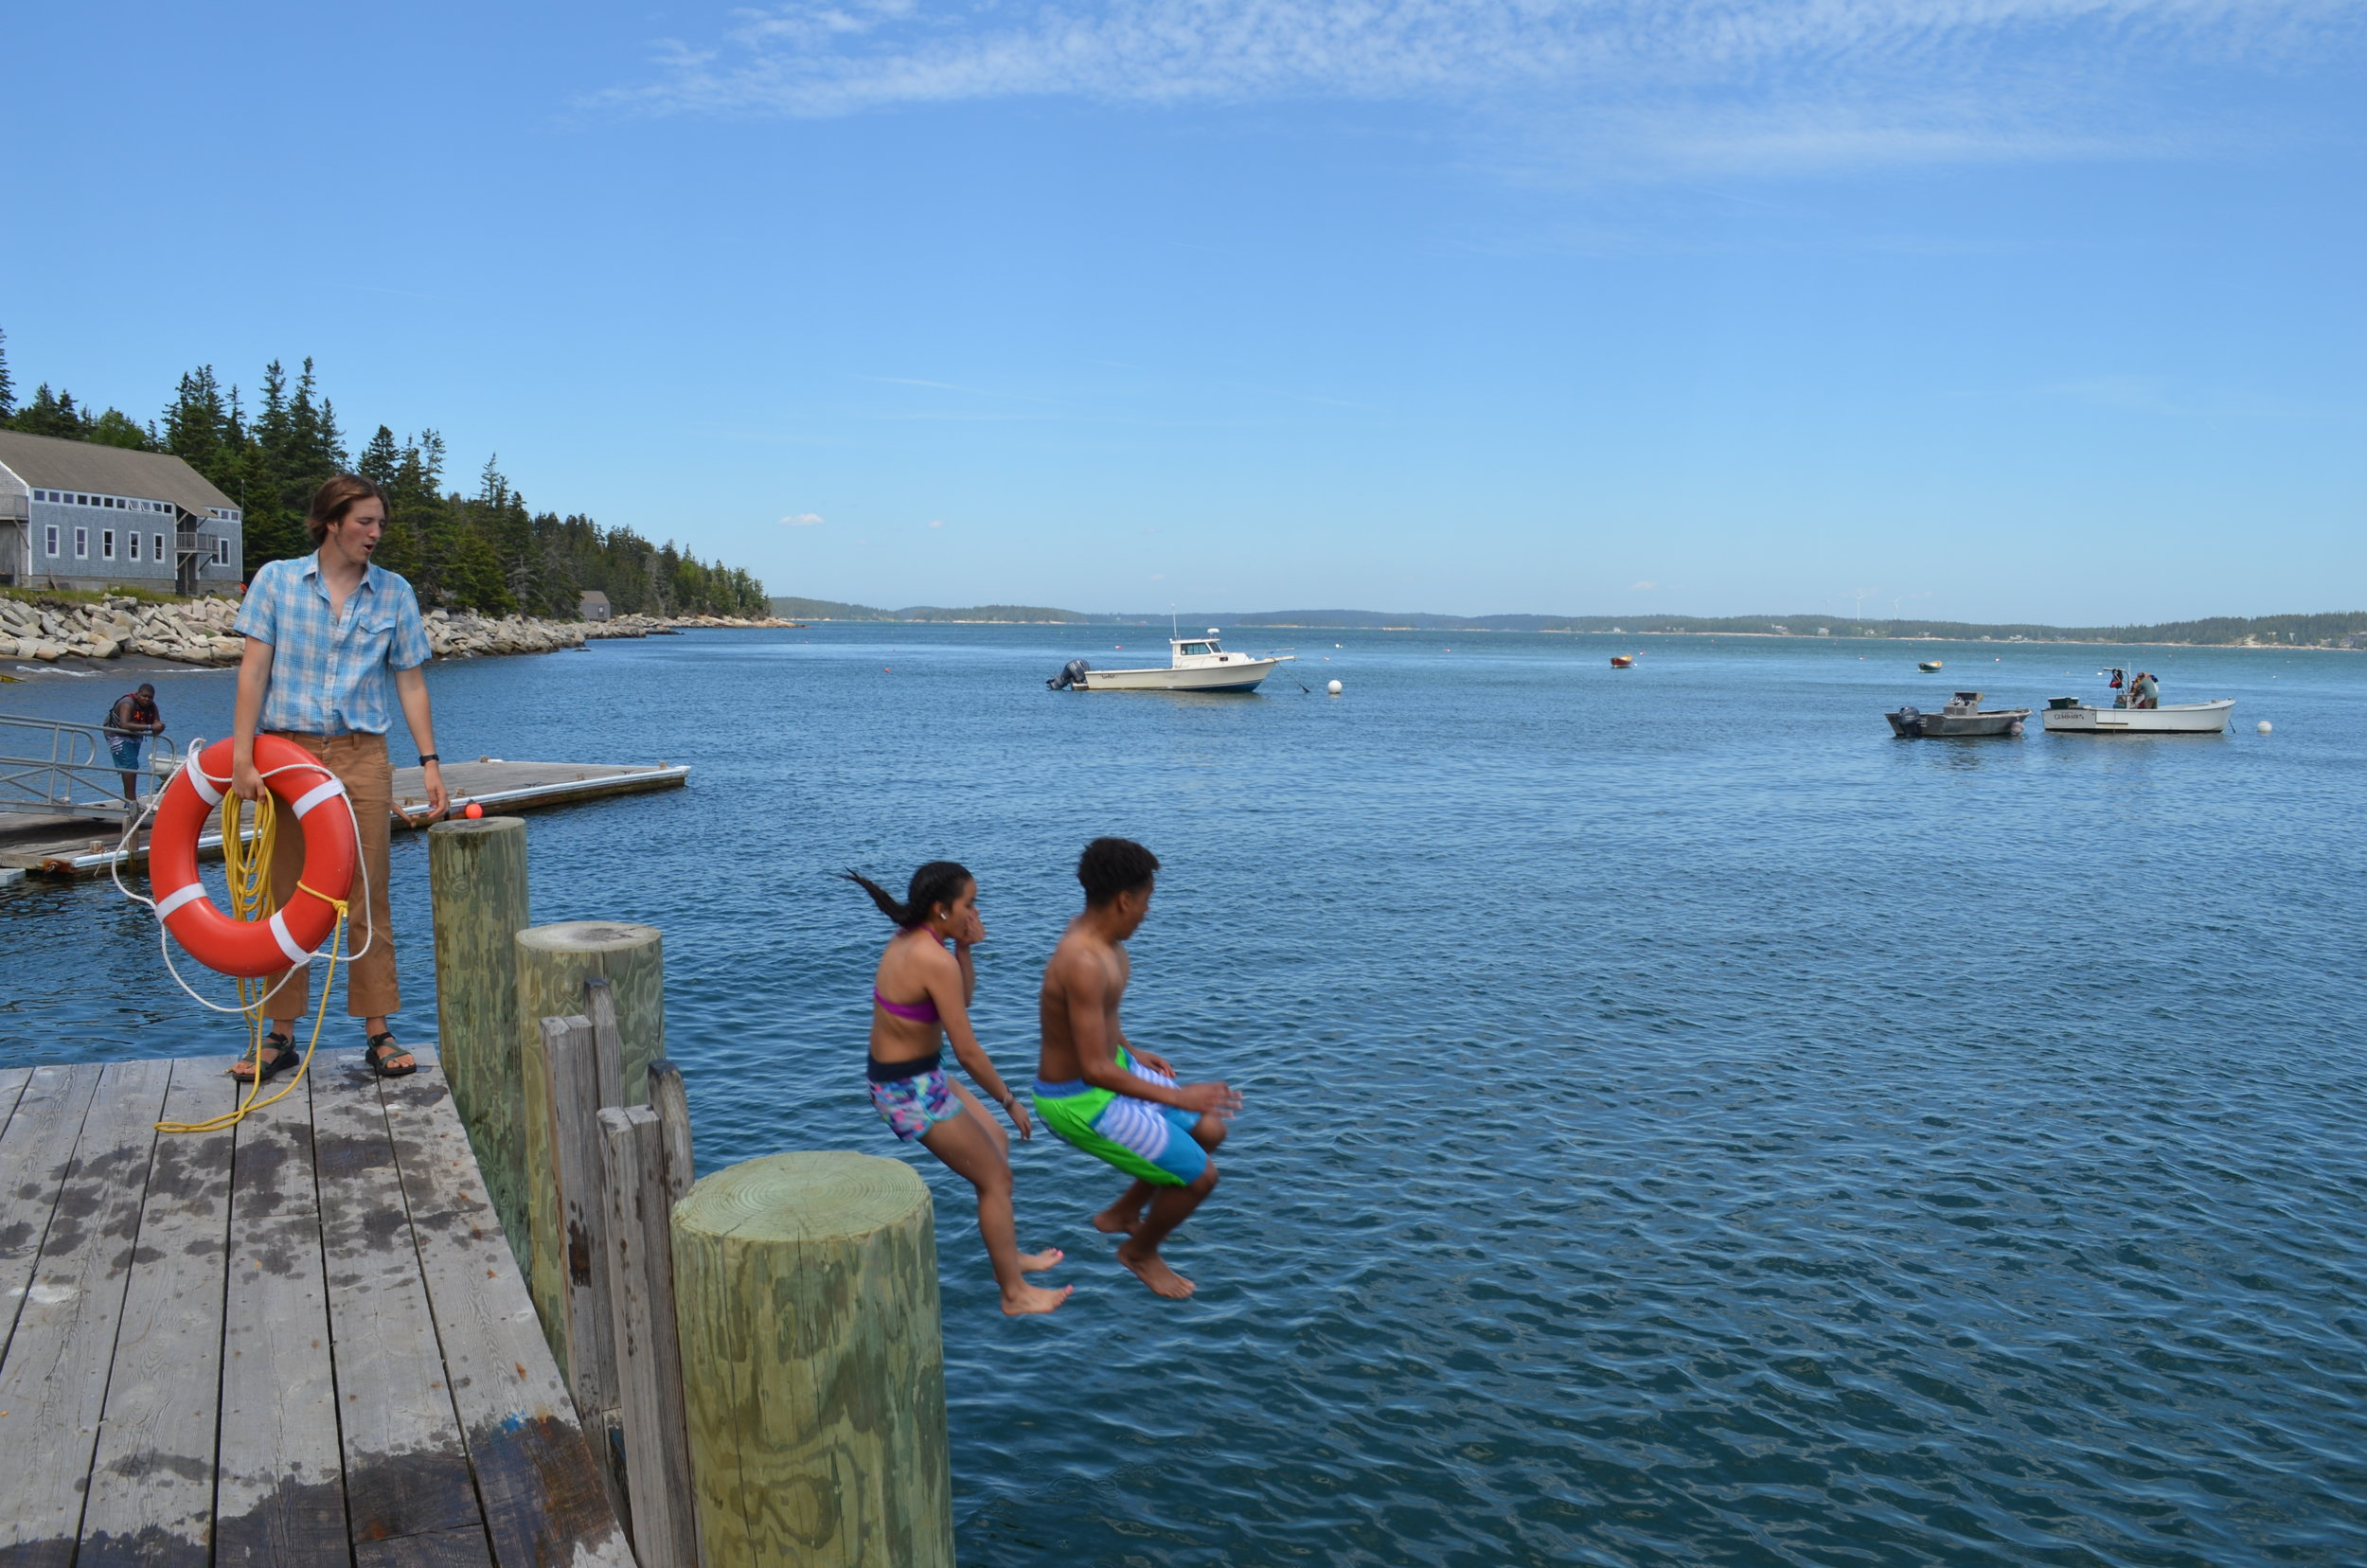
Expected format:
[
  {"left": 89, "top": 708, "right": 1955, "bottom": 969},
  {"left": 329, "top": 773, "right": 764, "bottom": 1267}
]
[{"left": 264, "top": 731, "right": 400, "bottom": 1021}]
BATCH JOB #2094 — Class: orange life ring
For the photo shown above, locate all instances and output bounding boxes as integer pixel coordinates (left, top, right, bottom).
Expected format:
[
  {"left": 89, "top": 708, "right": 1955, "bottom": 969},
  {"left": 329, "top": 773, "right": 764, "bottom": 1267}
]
[{"left": 151, "top": 736, "right": 358, "bottom": 978}]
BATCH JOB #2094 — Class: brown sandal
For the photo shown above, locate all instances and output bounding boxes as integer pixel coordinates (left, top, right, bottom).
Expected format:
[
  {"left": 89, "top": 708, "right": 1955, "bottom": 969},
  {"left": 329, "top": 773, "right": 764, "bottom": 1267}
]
[
  {"left": 231, "top": 1032, "right": 297, "bottom": 1082},
  {"left": 365, "top": 1033, "right": 417, "bottom": 1078}
]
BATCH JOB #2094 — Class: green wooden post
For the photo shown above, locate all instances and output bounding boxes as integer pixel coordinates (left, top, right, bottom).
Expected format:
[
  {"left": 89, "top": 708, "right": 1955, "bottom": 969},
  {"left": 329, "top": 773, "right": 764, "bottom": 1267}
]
[
  {"left": 427, "top": 815, "right": 530, "bottom": 1274},
  {"left": 516, "top": 921, "right": 664, "bottom": 1374},
  {"left": 672, "top": 1151, "right": 952, "bottom": 1568}
]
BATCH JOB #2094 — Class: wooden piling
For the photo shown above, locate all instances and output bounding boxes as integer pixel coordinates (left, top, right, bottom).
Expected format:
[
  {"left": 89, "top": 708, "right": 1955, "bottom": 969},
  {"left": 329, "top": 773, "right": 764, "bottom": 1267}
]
[
  {"left": 516, "top": 922, "right": 664, "bottom": 1368},
  {"left": 671, "top": 1151, "right": 952, "bottom": 1568},
  {"left": 428, "top": 814, "right": 532, "bottom": 1274},
  {"left": 543, "top": 1013, "right": 627, "bottom": 1523},
  {"left": 599, "top": 1103, "right": 699, "bottom": 1568}
]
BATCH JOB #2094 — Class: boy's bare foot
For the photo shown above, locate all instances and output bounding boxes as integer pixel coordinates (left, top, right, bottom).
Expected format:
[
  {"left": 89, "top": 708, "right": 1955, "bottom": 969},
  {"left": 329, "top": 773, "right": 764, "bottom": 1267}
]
[
  {"left": 1092, "top": 1207, "right": 1145, "bottom": 1237},
  {"left": 1002, "top": 1282, "right": 1073, "bottom": 1316},
  {"left": 1018, "top": 1247, "right": 1065, "bottom": 1273},
  {"left": 1116, "top": 1238, "right": 1195, "bottom": 1298}
]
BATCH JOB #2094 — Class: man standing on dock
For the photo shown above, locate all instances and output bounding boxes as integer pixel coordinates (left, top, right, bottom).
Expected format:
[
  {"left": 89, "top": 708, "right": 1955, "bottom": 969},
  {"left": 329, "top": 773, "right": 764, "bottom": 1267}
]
[
  {"left": 228, "top": 475, "right": 447, "bottom": 1083},
  {"left": 1034, "top": 838, "right": 1241, "bottom": 1298},
  {"left": 102, "top": 682, "right": 165, "bottom": 802}
]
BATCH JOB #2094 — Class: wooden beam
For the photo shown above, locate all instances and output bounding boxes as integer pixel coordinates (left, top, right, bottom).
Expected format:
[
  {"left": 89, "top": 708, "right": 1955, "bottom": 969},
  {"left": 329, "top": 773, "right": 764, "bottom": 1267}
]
[
  {"left": 647, "top": 1059, "right": 694, "bottom": 1199},
  {"left": 0, "top": 1058, "right": 170, "bottom": 1563},
  {"left": 79, "top": 1057, "right": 236, "bottom": 1562},
  {"left": 543, "top": 1013, "right": 626, "bottom": 1524},
  {"left": 309, "top": 1050, "right": 484, "bottom": 1554},
  {"left": 0, "top": 1065, "right": 101, "bottom": 1366},
  {"left": 600, "top": 1105, "right": 699, "bottom": 1568},
  {"left": 376, "top": 1048, "right": 634, "bottom": 1568},
  {"left": 217, "top": 1053, "right": 348, "bottom": 1566}
]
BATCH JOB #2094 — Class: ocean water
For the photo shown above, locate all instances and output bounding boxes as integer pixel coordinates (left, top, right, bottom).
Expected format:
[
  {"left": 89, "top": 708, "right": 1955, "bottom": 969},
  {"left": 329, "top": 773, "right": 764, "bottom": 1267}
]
[{"left": 6, "top": 626, "right": 2365, "bottom": 1567}]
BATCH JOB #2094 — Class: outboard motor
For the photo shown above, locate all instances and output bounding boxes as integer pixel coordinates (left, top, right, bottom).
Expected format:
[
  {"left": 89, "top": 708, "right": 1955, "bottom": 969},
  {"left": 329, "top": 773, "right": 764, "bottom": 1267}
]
[
  {"left": 1894, "top": 704, "right": 1924, "bottom": 737},
  {"left": 1048, "top": 658, "right": 1092, "bottom": 690}
]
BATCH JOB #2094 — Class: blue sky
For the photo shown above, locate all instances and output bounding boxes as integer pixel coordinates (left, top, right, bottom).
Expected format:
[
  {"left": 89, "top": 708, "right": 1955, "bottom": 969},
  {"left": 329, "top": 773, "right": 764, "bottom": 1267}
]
[{"left": 3, "top": 0, "right": 2360, "bottom": 621}]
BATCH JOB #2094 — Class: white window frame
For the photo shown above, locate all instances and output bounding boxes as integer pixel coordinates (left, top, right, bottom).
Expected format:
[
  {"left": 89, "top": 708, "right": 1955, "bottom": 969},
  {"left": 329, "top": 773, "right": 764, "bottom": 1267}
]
[
  {"left": 44, "top": 524, "right": 59, "bottom": 556},
  {"left": 154, "top": 532, "right": 167, "bottom": 562},
  {"left": 216, "top": 537, "right": 231, "bottom": 565},
  {"left": 74, "top": 526, "right": 88, "bottom": 560},
  {"left": 102, "top": 528, "right": 116, "bottom": 560},
  {"left": 128, "top": 530, "right": 140, "bottom": 561}
]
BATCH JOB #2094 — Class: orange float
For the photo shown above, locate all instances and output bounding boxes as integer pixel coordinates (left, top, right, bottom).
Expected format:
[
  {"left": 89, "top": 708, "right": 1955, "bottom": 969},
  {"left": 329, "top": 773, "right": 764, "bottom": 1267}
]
[{"left": 149, "top": 736, "right": 358, "bottom": 978}]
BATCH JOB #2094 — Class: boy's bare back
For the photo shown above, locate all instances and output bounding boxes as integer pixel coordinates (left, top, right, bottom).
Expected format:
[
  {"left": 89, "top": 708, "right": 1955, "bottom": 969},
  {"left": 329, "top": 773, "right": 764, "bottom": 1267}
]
[{"left": 1037, "top": 918, "right": 1130, "bottom": 1083}]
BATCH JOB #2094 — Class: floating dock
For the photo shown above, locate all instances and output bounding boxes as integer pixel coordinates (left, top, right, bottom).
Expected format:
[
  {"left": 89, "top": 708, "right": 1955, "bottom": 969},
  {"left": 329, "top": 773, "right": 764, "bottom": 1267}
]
[
  {"left": 0, "top": 757, "right": 687, "bottom": 878},
  {"left": 0, "top": 1048, "right": 632, "bottom": 1566}
]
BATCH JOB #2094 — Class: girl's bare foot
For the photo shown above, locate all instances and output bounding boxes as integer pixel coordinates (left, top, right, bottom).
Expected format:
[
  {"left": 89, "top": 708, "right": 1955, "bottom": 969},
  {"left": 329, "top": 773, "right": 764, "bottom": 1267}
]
[
  {"left": 1018, "top": 1247, "right": 1064, "bottom": 1273},
  {"left": 1116, "top": 1238, "right": 1195, "bottom": 1298},
  {"left": 1002, "top": 1282, "right": 1073, "bottom": 1316}
]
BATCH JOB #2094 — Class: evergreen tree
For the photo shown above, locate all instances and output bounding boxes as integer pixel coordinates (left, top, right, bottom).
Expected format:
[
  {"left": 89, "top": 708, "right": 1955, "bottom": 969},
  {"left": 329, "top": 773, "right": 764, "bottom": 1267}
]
[
  {"left": 0, "top": 328, "right": 13, "bottom": 419},
  {"left": 87, "top": 407, "right": 152, "bottom": 449},
  {"left": 13, "top": 384, "right": 92, "bottom": 439}
]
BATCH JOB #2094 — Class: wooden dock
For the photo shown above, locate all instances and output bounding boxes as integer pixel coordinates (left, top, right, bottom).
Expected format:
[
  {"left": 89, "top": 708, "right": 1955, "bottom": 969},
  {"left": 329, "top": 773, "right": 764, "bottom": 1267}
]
[
  {"left": 0, "top": 757, "right": 687, "bottom": 878},
  {"left": 0, "top": 1048, "right": 632, "bottom": 1567}
]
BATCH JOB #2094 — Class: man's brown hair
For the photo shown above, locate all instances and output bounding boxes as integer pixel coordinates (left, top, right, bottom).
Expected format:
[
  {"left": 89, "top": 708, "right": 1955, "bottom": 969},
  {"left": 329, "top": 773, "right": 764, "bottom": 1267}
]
[{"left": 306, "top": 474, "right": 390, "bottom": 545}]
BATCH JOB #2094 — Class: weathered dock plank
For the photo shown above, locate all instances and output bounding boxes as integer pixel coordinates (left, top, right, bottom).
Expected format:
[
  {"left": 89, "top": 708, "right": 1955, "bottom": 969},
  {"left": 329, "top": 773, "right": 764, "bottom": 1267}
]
[
  {"left": 78, "top": 1057, "right": 236, "bottom": 1568},
  {"left": 216, "top": 1051, "right": 348, "bottom": 1566},
  {"left": 0, "top": 1064, "right": 102, "bottom": 1363},
  {"left": 0, "top": 1058, "right": 171, "bottom": 1564},
  {"left": 0, "top": 1067, "right": 32, "bottom": 1129},
  {"left": 378, "top": 1050, "right": 635, "bottom": 1568},
  {"left": 310, "top": 1050, "right": 486, "bottom": 1557}
]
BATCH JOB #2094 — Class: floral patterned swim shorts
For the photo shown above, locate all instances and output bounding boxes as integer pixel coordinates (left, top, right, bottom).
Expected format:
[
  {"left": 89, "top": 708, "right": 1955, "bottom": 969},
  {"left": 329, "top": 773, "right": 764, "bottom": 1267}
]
[{"left": 870, "top": 1064, "right": 960, "bottom": 1142}]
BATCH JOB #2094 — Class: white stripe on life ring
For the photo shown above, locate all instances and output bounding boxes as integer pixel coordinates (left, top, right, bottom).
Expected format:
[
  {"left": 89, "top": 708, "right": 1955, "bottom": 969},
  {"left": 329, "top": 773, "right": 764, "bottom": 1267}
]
[
  {"left": 189, "top": 769, "right": 224, "bottom": 808},
  {"left": 290, "top": 776, "right": 347, "bottom": 820},
  {"left": 268, "top": 910, "right": 314, "bottom": 967},
  {"left": 154, "top": 883, "right": 209, "bottom": 921}
]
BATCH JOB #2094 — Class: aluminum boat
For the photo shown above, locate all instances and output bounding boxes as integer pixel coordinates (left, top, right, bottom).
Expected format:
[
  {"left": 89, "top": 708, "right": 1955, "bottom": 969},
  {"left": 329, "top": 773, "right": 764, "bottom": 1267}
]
[{"left": 1887, "top": 691, "right": 2030, "bottom": 738}]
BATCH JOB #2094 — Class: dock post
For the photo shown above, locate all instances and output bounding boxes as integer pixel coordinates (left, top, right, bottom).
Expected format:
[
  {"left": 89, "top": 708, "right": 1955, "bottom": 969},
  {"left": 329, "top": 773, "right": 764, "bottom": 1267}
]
[
  {"left": 599, "top": 1100, "right": 699, "bottom": 1568},
  {"left": 427, "top": 815, "right": 530, "bottom": 1274},
  {"left": 671, "top": 1151, "right": 952, "bottom": 1568},
  {"left": 516, "top": 922, "right": 664, "bottom": 1380},
  {"left": 542, "top": 1013, "right": 628, "bottom": 1523}
]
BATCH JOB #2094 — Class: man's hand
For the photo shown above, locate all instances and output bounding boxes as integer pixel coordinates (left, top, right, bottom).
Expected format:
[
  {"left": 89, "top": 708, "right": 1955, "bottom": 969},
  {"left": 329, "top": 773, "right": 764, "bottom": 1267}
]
[
  {"left": 231, "top": 750, "right": 265, "bottom": 804},
  {"left": 1173, "top": 1080, "right": 1243, "bottom": 1117},
  {"left": 1129, "top": 1046, "right": 1175, "bottom": 1077},
  {"left": 1004, "top": 1096, "right": 1034, "bottom": 1141},
  {"left": 422, "top": 759, "right": 448, "bottom": 819}
]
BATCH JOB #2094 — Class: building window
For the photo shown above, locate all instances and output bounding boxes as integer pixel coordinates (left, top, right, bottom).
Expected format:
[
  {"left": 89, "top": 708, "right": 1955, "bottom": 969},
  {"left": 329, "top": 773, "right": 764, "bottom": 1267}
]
[
  {"left": 75, "top": 527, "right": 88, "bottom": 559},
  {"left": 216, "top": 538, "right": 231, "bottom": 565},
  {"left": 129, "top": 531, "right": 140, "bottom": 561},
  {"left": 154, "top": 532, "right": 166, "bottom": 561},
  {"left": 102, "top": 529, "right": 116, "bottom": 560},
  {"left": 44, "top": 525, "right": 59, "bottom": 556}
]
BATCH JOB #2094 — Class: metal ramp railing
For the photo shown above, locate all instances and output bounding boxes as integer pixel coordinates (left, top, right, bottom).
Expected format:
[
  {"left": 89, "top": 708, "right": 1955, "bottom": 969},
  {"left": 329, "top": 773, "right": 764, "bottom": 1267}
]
[{"left": 0, "top": 713, "right": 186, "bottom": 822}]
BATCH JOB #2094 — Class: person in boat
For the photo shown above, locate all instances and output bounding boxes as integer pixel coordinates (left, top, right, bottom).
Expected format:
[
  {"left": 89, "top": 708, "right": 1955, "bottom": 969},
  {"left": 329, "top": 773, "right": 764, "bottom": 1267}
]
[
  {"left": 101, "top": 683, "right": 165, "bottom": 802},
  {"left": 844, "top": 862, "right": 1070, "bottom": 1316},
  {"left": 230, "top": 475, "right": 446, "bottom": 1085},
  {"left": 1034, "top": 838, "right": 1242, "bottom": 1300},
  {"left": 2130, "top": 670, "right": 2160, "bottom": 708}
]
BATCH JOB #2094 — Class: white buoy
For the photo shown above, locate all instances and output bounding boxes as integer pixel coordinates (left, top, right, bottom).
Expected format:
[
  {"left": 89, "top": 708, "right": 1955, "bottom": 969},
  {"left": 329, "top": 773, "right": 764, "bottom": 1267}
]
[
  {"left": 2257, "top": 720, "right": 2272, "bottom": 735},
  {"left": 1327, "top": 679, "right": 1343, "bottom": 696}
]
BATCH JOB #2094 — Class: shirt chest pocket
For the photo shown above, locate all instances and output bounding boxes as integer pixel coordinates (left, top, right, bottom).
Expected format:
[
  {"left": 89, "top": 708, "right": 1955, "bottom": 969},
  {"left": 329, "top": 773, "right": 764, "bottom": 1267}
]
[{"left": 347, "top": 614, "right": 399, "bottom": 663}]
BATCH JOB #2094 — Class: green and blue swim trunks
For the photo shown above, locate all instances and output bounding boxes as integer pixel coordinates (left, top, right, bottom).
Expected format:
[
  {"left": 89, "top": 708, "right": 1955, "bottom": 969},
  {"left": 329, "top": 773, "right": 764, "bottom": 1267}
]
[{"left": 1032, "top": 1046, "right": 1208, "bottom": 1187}]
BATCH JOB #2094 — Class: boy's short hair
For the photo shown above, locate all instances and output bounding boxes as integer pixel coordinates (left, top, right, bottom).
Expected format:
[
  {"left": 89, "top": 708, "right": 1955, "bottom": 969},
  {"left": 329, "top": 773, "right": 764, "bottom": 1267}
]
[{"left": 1077, "top": 837, "right": 1159, "bottom": 905}]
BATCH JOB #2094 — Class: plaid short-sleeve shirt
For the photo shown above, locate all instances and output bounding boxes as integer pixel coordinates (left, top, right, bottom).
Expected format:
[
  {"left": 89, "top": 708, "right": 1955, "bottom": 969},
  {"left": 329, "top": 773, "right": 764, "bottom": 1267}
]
[{"left": 234, "top": 555, "right": 433, "bottom": 737}]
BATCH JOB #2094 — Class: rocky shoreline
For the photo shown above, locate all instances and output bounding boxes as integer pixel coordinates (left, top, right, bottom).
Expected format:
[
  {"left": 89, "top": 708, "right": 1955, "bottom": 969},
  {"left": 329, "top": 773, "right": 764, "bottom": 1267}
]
[{"left": 2, "top": 593, "right": 796, "bottom": 668}]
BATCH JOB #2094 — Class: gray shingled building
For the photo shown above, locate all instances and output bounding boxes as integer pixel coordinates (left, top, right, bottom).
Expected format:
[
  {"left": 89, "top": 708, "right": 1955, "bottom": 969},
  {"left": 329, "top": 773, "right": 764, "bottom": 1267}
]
[{"left": 0, "top": 431, "right": 245, "bottom": 594}]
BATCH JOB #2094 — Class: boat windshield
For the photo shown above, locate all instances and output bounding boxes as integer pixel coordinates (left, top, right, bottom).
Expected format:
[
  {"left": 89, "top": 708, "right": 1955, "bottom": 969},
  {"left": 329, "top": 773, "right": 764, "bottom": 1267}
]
[{"left": 1179, "top": 642, "right": 1214, "bottom": 655}]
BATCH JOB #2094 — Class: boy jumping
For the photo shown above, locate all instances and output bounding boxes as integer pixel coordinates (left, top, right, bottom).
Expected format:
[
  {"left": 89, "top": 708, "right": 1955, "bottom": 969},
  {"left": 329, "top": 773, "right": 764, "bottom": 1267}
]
[{"left": 1034, "top": 839, "right": 1241, "bottom": 1298}]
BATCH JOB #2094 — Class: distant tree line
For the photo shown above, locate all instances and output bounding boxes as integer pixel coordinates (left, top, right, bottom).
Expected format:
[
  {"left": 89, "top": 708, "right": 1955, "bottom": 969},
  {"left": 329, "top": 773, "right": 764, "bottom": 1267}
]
[{"left": 0, "top": 328, "right": 766, "bottom": 617}]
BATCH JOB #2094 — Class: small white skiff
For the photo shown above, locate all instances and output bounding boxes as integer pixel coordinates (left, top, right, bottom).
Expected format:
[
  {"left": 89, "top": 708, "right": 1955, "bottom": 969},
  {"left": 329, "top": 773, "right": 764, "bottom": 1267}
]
[
  {"left": 1049, "top": 631, "right": 1293, "bottom": 693},
  {"left": 2042, "top": 668, "right": 2233, "bottom": 734}
]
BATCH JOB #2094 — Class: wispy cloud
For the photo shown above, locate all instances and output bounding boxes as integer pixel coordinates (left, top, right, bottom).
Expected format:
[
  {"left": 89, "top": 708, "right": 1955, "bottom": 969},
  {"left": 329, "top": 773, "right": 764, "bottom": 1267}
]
[
  {"left": 1628, "top": 579, "right": 1657, "bottom": 591},
  {"left": 595, "top": 0, "right": 2360, "bottom": 173},
  {"left": 780, "top": 511, "right": 827, "bottom": 526}
]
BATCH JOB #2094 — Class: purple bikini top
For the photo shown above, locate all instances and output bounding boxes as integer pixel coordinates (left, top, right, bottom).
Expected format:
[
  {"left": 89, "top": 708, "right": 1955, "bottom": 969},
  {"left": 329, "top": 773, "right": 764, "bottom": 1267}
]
[{"left": 873, "top": 926, "right": 948, "bottom": 1024}]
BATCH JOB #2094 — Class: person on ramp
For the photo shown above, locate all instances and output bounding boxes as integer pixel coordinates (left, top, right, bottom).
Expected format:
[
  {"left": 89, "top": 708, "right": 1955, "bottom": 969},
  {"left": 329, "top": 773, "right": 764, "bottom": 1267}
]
[
  {"left": 1035, "top": 838, "right": 1241, "bottom": 1299},
  {"left": 845, "top": 862, "right": 1070, "bottom": 1316}
]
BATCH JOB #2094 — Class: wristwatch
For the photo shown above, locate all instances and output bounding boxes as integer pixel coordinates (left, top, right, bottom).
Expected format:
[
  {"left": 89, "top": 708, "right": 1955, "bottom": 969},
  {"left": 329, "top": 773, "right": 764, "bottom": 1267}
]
[{"left": 418, "top": 753, "right": 440, "bottom": 765}]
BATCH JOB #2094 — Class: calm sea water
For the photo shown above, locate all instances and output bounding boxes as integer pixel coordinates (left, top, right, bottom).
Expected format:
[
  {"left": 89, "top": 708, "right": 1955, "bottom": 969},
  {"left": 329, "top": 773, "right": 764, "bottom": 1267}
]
[{"left": 7, "top": 626, "right": 2365, "bottom": 1567}]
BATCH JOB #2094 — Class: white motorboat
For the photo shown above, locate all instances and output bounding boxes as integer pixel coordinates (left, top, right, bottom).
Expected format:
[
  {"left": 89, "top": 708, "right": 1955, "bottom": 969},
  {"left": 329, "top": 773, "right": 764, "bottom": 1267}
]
[
  {"left": 1048, "top": 630, "right": 1294, "bottom": 693},
  {"left": 2041, "top": 668, "right": 2233, "bottom": 735}
]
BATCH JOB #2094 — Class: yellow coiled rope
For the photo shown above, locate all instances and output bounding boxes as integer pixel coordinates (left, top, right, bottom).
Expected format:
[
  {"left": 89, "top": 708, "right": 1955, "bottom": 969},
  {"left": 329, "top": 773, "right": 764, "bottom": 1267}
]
[{"left": 154, "top": 788, "right": 349, "bottom": 1135}]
